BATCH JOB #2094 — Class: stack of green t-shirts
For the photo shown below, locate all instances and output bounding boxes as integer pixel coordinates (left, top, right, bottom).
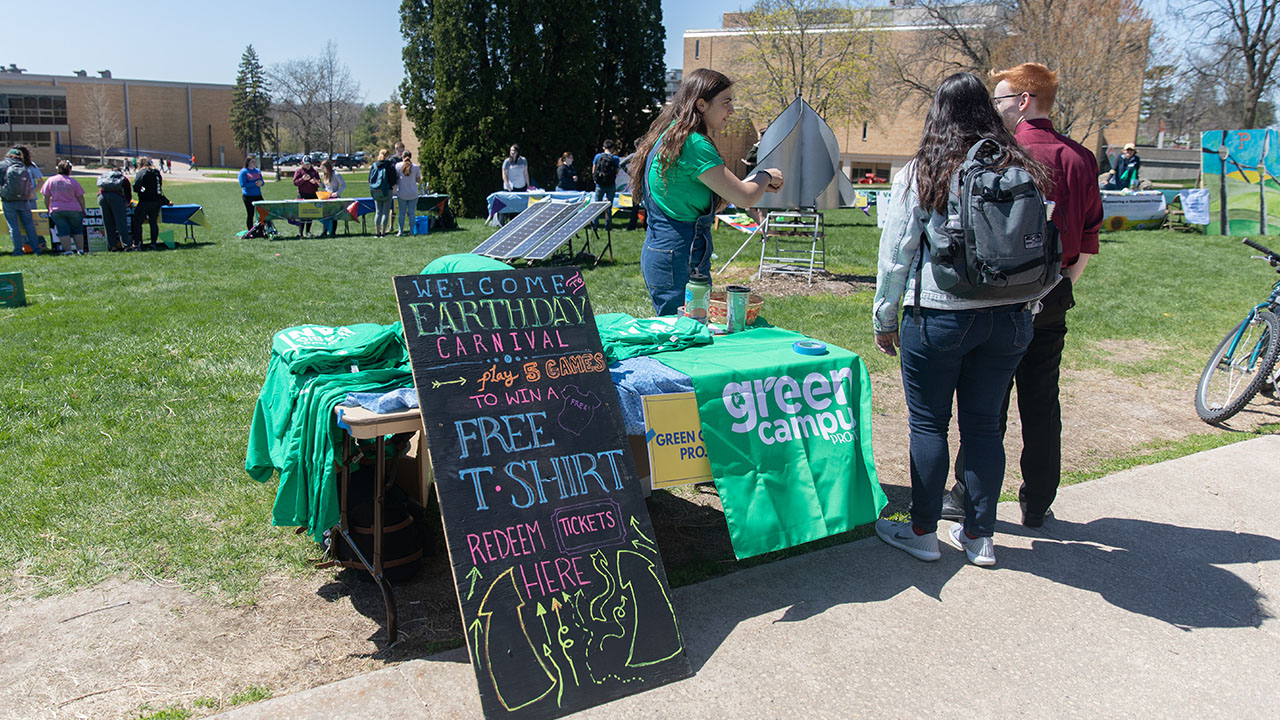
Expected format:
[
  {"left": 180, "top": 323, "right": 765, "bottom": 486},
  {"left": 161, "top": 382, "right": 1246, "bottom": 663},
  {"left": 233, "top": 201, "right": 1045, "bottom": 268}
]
[
  {"left": 595, "top": 312, "right": 713, "bottom": 363},
  {"left": 246, "top": 323, "right": 414, "bottom": 541}
]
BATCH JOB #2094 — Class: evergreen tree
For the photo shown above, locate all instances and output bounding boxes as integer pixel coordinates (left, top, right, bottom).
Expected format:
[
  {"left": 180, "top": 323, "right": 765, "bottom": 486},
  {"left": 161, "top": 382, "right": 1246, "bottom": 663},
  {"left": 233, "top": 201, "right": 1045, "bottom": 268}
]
[
  {"left": 400, "top": 0, "right": 666, "bottom": 216},
  {"left": 230, "top": 45, "right": 273, "bottom": 156}
]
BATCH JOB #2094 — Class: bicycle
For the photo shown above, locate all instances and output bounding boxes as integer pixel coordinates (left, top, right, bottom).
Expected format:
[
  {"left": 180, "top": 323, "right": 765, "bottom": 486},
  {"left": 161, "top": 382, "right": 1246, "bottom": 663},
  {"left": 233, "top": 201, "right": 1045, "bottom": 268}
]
[{"left": 1195, "top": 237, "right": 1280, "bottom": 424}]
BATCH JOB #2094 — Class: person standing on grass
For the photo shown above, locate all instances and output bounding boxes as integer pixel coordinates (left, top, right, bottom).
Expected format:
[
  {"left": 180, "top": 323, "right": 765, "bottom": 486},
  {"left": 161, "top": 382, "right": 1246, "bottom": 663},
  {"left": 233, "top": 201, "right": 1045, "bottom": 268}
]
[
  {"left": 502, "top": 144, "right": 529, "bottom": 192},
  {"left": 943, "top": 62, "right": 1103, "bottom": 529},
  {"left": 317, "top": 159, "right": 345, "bottom": 238},
  {"left": 631, "top": 68, "right": 784, "bottom": 315},
  {"left": 1, "top": 147, "right": 38, "bottom": 256},
  {"left": 555, "top": 152, "right": 578, "bottom": 191},
  {"left": 292, "top": 156, "right": 321, "bottom": 236},
  {"left": 871, "top": 72, "right": 1053, "bottom": 567},
  {"left": 394, "top": 151, "right": 421, "bottom": 236},
  {"left": 591, "top": 140, "right": 621, "bottom": 231},
  {"left": 18, "top": 146, "right": 46, "bottom": 253},
  {"left": 96, "top": 165, "right": 132, "bottom": 252},
  {"left": 239, "top": 156, "right": 264, "bottom": 232},
  {"left": 131, "top": 156, "right": 164, "bottom": 251},
  {"left": 368, "top": 149, "right": 397, "bottom": 238},
  {"left": 42, "top": 160, "right": 86, "bottom": 255}
]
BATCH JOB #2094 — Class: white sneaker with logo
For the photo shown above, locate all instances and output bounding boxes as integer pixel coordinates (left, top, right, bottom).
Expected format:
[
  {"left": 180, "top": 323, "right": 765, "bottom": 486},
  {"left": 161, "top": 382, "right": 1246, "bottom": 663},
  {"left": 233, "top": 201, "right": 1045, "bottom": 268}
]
[
  {"left": 874, "top": 519, "right": 941, "bottom": 562},
  {"left": 947, "top": 523, "right": 996, "bottom": 567}
]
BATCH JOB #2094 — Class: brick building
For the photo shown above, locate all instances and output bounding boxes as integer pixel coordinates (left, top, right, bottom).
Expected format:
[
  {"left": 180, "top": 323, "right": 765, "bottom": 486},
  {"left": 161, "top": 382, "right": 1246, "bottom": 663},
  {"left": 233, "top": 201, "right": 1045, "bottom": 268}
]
[
  {"left": 684, "top": 7, "right": 1142, "bottom": 182},
  {"left": 0, "top": 68, "right": 241, "bottom": 172}
]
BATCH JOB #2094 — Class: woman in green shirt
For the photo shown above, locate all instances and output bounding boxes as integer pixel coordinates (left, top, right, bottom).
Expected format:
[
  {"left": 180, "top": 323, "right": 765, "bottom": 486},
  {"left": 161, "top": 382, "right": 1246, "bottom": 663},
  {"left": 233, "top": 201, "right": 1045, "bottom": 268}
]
[{"left": 633, "top": 68, "right": 784, "bottom": 315}]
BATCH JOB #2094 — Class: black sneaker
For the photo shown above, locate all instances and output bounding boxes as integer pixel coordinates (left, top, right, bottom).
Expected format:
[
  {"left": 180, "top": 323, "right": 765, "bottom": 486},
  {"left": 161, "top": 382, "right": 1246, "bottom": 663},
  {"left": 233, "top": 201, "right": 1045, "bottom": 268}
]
[
  {"left": 940, "top": 483, "right": 965, "bottom": 522},
  {"left": 1020, "top": 502, "right": 1053, "bottom": 528}
]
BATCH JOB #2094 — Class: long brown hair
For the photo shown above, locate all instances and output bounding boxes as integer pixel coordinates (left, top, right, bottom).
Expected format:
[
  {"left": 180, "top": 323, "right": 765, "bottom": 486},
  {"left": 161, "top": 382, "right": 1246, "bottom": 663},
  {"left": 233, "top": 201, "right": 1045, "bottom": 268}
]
[
  {"left": 914, "top": 72, "right": 1051, "bottom": 213},
  {"left": 400, "top": 151, "right": 413, "bottom": 176},
  {"left": 633, "top": 68, "right": 733, "bottom": 198}
]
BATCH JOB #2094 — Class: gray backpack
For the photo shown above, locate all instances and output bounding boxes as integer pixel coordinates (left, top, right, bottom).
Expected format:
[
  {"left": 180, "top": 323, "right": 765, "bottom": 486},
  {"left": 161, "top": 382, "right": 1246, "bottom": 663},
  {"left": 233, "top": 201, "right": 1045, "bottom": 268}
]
[
  {"left": 918, "top": 138, "right": 1061, "bottom": 302},
  {"left": 0, "top": 159, "right": 32, "bottom": 202}
]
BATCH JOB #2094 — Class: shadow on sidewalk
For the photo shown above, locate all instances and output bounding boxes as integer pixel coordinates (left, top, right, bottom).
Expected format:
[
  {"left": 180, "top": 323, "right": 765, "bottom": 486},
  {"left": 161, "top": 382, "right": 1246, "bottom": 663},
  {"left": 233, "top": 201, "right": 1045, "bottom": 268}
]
[{"left": 997, "top": 517, "right": 1280, "bottom": 630}]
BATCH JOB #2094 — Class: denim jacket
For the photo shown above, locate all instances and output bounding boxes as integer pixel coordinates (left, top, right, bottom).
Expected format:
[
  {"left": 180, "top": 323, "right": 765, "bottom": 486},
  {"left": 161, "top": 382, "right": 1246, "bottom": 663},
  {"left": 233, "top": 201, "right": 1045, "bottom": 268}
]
[{"left": 872, "top": 161, "right": 1055, "bottom": 333}]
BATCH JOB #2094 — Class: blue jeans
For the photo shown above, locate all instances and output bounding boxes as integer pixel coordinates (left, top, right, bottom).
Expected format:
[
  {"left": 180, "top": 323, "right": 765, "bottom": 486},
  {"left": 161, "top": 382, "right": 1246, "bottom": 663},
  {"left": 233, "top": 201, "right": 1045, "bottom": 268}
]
[
  {"left": 397, "top": 197, "right": 417, "bottom": 233},
  {"left": 3, "top": 199, "right": 39, "bottom": 255},
  {"left": 593, "top": 185, "right": 616, "bottom": 230},
  {"left": 98, "top": 193, "right": 129, "bottom": 250},
  {"left": 899, "top": 305, "right": 1033, "bottom": 537},
  {"left": 640, "top": 196, "right": 713, "bottom": 316}
]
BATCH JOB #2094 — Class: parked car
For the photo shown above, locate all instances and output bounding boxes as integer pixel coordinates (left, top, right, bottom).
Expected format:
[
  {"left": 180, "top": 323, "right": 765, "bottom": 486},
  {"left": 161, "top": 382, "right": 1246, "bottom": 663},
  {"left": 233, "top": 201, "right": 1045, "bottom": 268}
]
[
  {"left": 331, "top": 153, "right": 359, "bottom": 169},
  {"left": 308, "top": 151, "right": 327, "bottom": 164},
  {"left": 352, "top": 151, "right": 366, "bottom": 165}
]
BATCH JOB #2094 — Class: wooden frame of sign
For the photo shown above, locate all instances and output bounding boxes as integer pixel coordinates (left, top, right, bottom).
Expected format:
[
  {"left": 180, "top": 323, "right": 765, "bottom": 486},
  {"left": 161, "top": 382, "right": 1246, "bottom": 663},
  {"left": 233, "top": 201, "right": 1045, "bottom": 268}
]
[{"left": 394, "top": 267, "right": 691, "bottom": 719}]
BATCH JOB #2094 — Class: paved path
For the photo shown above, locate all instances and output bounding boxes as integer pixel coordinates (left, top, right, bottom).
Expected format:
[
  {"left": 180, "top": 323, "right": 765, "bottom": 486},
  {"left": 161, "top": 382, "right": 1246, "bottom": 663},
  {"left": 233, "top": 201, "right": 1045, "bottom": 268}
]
[{"left": 217, "top": 436, "right": 1280, "bottom": 718}]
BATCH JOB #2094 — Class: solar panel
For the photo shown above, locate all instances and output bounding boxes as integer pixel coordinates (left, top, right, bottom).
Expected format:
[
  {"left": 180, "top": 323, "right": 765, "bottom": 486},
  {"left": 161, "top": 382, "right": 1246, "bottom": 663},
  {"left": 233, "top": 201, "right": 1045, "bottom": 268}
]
[
  {"left": 470, "top": 201, "right": 562, "bottom": 257},
  {"left": 481, "top": 202, "right": 580, "bottom": 259},
  {"left": 522, "top": 202, "right": 612, "bottom": 261},
  {"left": 496, "top": 202, "right": 584, "bottom": 259}
]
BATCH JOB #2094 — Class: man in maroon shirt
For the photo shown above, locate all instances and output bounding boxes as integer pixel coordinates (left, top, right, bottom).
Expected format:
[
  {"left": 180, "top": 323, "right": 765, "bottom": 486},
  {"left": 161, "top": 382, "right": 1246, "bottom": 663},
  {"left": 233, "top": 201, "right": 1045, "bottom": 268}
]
[{"left": 944, "top": 62, "right": 1103, "bottom": 528}]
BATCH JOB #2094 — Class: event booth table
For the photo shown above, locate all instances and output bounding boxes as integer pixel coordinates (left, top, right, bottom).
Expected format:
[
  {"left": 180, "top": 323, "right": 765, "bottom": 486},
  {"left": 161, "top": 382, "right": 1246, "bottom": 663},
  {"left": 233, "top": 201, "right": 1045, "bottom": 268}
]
[
  {"left": 1101, "top": 189, "right": 1167, "bottom": 231},
  {"left": 27, "top": 204, "right": 208, "bottom": 247},
  {"left": 253, "top": 197, "right": 378, "bottom": 236},
  {"left": 486, "top": 190, "right": 592, "bottom": 225}
]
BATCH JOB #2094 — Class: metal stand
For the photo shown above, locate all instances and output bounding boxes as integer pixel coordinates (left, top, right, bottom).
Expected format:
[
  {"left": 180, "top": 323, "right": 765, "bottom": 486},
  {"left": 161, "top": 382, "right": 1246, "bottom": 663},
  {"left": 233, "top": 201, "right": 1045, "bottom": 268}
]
[
  {"left": 758, "top": 210, "right": 825, "bottom": 284},
  {"left": 334, "top": 431, "right": 404, "bottom": 643}
]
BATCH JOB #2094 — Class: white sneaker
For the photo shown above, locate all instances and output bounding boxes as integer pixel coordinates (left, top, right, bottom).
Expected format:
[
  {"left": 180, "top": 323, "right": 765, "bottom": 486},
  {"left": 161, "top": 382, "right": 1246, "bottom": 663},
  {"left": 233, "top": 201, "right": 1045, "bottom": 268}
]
[
  {"left": 875, "top": 519, "right": 941, "bottom": 561},
  {"left": 946, "top": 523, "right": 996, "bottom": 567}
]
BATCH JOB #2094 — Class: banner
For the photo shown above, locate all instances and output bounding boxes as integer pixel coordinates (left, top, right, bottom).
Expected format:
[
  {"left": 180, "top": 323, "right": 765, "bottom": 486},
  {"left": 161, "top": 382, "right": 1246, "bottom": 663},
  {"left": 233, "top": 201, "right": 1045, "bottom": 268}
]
[
  {"left": 656, "top": 327, "right": 886, "bottom": 559},
  {"left": 1100, "top": 191, "right": 1167, "bottom": 231},
  {"left": 642, "top": 393, "right": 713, "bottom": 489}
]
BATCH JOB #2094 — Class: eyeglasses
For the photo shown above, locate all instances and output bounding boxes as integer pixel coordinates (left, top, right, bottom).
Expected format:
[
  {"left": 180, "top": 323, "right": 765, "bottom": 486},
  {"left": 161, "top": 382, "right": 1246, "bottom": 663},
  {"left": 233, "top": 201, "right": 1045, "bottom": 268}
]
[{"left": 993, "top": 92, "right": 1036, "bottom": 101}]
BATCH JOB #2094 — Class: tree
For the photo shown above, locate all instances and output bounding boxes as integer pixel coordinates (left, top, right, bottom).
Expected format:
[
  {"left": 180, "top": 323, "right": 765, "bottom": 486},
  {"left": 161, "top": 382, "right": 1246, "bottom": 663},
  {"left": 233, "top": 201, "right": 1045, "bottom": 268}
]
[
  {"left": 270, "top": 42, "right": 362, "bottom": 154},
  {"left": 888, "top": 0, "right": 1151, "bottom": 143},
  {"left": 733, "top": 0, "right": 881, "bottom": 128},
  {"left": 230, "top": 45, "right": 272, "bottom": 157},
  {"left": 351, "top": 94, "right": 404, "bottom": 154},
  {"left": 81, "top": 83, "right": 125, "bottom": 166},
  {"left": 1184, "top": 0, "right": 1280, "bottom": 130},
  {"left": 400, "top": 0, "right": 667, "bottom": 216}
]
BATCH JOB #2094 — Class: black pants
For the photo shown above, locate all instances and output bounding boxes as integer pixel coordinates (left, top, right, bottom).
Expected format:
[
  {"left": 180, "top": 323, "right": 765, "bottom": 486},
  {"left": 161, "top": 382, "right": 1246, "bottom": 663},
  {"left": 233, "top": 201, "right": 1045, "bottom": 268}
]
[
  {"left": 132, "top": 200, "right": 162, "bottom": 246},
  {"left": 953, "top": 278, "right": 1075, "bottom": 514},
  {"left": 244, "top": 194, "right": 262, "bottom": 231},
  {"left": 298, "top": 191, "right": 317, "bottom": 233}
]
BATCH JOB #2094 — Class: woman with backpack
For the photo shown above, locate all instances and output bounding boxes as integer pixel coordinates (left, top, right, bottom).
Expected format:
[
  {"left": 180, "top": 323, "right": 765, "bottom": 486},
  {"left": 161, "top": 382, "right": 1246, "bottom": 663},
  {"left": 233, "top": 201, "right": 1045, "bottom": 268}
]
[
  {"left": 132, "top": 156, "right": 164, "bottom": 250},
  {"left": 96, "top": 166, "right": 132, "bottom": 251},
  {"left": 632, "top": 68, "right": 784, "bottom": 315},
  {"left": 870, "top": 72, "right": 1055, "bottom": 568},
  {"left": 1, "top": 147, "right": 39, "bottom": 256},
  {"left": 394, "top": 151, "right": 421, "bottom": 236},
  {"left": 318, "top": 159, "right": 346, "bottom": 238},
  {"left": 17, "top": 147, "right": 46, "bottom": 253},
  {"left": 368, "top": 149, "right": 397, "bottom": 238}
]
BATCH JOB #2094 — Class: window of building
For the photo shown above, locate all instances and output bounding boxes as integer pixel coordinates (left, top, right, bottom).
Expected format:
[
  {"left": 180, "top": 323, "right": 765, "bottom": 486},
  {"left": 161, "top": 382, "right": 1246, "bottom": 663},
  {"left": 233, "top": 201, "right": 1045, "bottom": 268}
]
[
  {"left": 0, "top": 94, "right": 67, "bottom": 126},
  {"left": 862, "top": 122, "right": 868, "bottom": 142},
  {"left": 0, "top": 130, "right": 53, "bottom": 148},
  {"left": 695, "top": 40, "right": 700, "bottom": 59}
]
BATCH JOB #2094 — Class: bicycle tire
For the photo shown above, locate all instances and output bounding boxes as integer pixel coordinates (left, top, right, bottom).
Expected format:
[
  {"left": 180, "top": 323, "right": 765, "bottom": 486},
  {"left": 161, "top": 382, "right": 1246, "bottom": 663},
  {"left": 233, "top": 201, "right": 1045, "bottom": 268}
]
[{"left": 1195, "top": 309, "right": 1280, "bottom": 423}]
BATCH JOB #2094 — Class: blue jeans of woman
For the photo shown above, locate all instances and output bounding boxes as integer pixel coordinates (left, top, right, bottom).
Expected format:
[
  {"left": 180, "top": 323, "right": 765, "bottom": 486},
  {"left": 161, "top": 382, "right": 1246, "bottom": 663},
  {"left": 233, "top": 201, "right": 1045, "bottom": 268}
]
[
  {"left": 3, "top": 199, "right": 39, "bottom": 255},
  {"left": 372, "top": 190, "right": 392, "bottom": 232},
  {"left": 397, "top": 197, "right": 417, "bottom": 233},
  {"left": 640, "top": 195, "right": 713, "bottom": 316},
  {"left": 899, "top": 305, "right": 1033, "bottom": 537},
  {"left": 98, "top": 192, "right": 129, "bottom": 251}
]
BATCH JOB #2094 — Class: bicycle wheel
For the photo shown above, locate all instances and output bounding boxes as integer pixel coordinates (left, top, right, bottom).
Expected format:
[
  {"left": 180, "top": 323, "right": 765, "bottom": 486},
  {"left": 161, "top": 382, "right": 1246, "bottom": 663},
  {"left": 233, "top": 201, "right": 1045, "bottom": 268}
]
[{"left": 1196, "top": 309, "right": 1280, "bottom": 423}]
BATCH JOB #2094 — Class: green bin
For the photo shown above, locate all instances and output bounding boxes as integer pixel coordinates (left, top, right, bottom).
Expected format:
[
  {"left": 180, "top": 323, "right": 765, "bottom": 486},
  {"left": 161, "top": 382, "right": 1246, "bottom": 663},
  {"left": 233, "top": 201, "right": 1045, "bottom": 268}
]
[{"left": 0, "top": 271, "right": 26, "bottom": 308}]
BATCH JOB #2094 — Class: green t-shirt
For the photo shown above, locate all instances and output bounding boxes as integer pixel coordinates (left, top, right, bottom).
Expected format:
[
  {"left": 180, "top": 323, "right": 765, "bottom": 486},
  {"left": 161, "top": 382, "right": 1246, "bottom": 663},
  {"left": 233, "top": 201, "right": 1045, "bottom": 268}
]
[
  {"left": 595, "top": 312, "right": 713, "bottom": 363},
  {"left": 422, "top": 253, "right": 513, "bottom": 275},
  {"left": 647, "top": 129, "right": 725, "bottom": 222}
]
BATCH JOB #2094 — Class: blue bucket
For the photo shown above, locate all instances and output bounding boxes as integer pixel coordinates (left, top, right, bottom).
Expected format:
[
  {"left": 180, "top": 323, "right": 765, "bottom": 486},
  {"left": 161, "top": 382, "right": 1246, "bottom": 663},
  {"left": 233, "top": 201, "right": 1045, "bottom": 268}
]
[{"left": 413, "top": 216, "right": 430, "bottom": 235}]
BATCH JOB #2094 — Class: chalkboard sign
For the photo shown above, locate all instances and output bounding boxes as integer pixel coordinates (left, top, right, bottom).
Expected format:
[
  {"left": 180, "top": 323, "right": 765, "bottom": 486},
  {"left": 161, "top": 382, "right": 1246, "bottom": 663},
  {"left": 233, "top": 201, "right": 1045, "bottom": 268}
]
[{"left": 394, "top": 267, "right": 691, "bottom": 719}]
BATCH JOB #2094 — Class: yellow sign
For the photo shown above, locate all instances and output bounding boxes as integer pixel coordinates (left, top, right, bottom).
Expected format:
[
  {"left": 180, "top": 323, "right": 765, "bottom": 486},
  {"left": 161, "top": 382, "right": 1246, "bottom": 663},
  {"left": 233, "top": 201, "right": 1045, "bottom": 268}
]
[
  {"left": 33, "top": 211, "right": 50, "bottom": 236},
  {"left": 641, "top": 392, "right": 712, "bottom": 489},
  {"left": 297, "top": 202, "right": 323, "bottom": 219}
]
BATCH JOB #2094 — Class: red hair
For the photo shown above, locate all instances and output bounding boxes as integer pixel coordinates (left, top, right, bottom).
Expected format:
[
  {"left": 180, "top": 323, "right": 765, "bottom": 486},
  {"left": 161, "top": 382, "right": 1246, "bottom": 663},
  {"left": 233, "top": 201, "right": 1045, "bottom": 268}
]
[{"left": 990, "top": 63, "right": 1058, "bottom": 109}]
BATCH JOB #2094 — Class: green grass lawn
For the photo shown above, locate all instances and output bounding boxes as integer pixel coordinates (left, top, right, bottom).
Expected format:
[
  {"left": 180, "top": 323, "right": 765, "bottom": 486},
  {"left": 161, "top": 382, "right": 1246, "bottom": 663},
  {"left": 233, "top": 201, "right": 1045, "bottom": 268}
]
[{"left": 1, "top": 181, "right": 1276, "bottom": 602}]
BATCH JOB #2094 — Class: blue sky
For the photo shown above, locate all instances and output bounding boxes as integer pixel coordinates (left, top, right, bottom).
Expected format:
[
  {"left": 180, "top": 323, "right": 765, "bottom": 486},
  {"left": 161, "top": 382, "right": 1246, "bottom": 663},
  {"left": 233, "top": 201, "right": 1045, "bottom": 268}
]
[{"left": 1, "top": 1, "right": 747, "bottom": 103}]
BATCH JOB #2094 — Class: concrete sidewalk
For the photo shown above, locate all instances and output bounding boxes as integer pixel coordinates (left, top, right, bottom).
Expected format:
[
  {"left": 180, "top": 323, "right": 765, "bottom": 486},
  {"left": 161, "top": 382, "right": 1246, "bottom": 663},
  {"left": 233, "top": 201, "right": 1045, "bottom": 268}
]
[{"left": 217, "top": 436, "right": 1280, "bottom": 719}]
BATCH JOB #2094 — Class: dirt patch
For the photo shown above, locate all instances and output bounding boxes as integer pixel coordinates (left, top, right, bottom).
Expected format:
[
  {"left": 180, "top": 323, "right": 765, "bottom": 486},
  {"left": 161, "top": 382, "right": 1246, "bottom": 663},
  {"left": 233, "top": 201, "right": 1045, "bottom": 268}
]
[
  {"left": 715, "top": 267, "right": 875, "bottom": 297},
  {"left": 5, "top": 357, "right": 1278, "bottom": 718}
]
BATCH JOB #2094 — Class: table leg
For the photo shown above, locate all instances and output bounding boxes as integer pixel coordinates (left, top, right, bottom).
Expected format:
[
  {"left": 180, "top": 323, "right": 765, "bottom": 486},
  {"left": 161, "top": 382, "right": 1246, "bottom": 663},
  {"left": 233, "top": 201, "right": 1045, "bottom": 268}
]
[{"left": 374, "top": 435, "right": 397, "bottom": 641}]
